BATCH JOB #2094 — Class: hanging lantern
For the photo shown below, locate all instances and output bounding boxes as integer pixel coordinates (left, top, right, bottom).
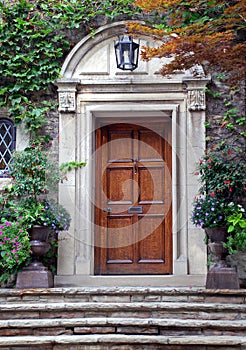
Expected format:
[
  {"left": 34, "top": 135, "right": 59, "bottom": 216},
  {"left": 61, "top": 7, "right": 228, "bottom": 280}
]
[{"left": 114, "top": 33, "right": 140, "bottom": 71}]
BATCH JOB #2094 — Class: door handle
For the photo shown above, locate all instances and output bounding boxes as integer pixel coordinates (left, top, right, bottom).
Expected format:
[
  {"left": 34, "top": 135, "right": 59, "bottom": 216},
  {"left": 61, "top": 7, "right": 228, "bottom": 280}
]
[
  {"left": 103, "top": 207, "right": 112, "bottom": 213},
  {"left": 133, "top": 158, "right": 137, "bottom": 174}
]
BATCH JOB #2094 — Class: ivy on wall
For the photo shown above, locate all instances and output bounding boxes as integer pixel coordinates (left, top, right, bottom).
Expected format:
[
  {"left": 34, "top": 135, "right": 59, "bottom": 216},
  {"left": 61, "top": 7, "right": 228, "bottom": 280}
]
[
  {"left": 1, "top": 0, "right": 244, "bottom": 148},
  {"left": 0, "top": 0, "right": 137, "bottom": 140}
]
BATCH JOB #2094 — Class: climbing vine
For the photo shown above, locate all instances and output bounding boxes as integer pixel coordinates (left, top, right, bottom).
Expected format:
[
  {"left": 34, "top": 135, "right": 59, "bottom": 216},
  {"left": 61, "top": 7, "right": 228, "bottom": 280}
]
[{"left": 0, "top": 0, "right": 137, "bottom": 139}]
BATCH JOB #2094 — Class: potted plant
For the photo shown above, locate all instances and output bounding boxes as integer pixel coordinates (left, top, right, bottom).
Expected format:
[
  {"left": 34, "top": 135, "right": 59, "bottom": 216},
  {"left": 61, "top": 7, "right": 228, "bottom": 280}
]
[
  {"left": 192, "top": 145, "right": 246, "bottom": 288},
  {"left": 0, "top": 143, "right": 71, "bottom": 287}
]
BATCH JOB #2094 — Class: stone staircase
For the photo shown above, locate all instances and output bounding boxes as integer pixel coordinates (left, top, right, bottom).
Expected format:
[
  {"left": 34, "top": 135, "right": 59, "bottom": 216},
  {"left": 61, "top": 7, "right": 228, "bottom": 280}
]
[{"left": 0, "top": 287, "right": 245, "bottom": 349}]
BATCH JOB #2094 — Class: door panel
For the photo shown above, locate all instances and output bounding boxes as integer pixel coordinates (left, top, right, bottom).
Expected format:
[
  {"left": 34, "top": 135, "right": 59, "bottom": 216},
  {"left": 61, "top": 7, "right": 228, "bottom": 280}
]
[{"left": 95, "top": 121, "right": 172, "bottom": 275}]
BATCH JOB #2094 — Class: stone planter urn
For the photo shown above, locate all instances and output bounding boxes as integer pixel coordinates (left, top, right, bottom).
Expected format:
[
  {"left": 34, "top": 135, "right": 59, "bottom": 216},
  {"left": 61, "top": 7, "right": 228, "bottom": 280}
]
[
  {"left": 205, "top": 227, "right": 239, "bottom": 289},
  {"left": 16, "top": 225, "right": 54, "bottom": 289}
]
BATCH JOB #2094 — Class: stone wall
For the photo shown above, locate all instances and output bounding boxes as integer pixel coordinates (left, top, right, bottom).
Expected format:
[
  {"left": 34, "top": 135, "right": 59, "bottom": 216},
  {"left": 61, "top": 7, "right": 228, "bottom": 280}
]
[{"left": 206, "top": 75, "right": 245, "bottom": 156}]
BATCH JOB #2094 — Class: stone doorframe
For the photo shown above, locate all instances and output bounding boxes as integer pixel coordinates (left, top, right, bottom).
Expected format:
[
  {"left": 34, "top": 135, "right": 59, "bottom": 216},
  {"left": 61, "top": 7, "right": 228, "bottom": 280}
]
[{"left": 55, "top": 21, "right": 210, "bottom": 287}]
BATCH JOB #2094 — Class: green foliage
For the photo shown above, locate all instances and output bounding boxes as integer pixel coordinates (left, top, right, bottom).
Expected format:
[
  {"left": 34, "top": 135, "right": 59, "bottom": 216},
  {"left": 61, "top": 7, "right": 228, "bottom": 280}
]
[
  {"left": 224, "top": 204, "right": 246, "bottom": 254},
  {"left": 5, "top": 198, "right": 71, "bottom": 233},
  {"left": 0, "top": 0, "right": 135, "bottom": 137},
  {"left": 9, "top": 145, "right": 61, "bottom": 199},
  {"left": 60, "top": 161, "right": 86, "bottom": 174}
]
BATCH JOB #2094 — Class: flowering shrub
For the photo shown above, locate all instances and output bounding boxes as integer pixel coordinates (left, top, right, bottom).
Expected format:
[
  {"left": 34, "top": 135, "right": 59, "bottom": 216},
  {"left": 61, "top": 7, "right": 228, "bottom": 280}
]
[
  {"left": 1, "top": 198, "right": 71, "bottom": 233},
  {"left": 196, "top": 146, "right": 246, "bottom": 202},
  {"left": 0, "top": 143, "right": 73, "bottom": 285},
  {"left": 191, "top": 195, "right": 226, "bottom": 228},
  {"left": 39, "top": 199, "right": 71, "bottom": 232},
  {"left": 192, "top": 144, "right": 246, "bottom": 238},
  {"left": 0, "top": 220, "right": 31, "bottom": 282}
]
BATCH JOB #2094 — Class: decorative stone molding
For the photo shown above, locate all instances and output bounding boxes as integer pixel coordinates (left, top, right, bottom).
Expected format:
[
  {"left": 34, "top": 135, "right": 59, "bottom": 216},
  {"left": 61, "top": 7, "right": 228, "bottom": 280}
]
[
  {"left": 59, "top": 92, "right": 76, "bottom": 112},
  {"left": 56, "top": 79, "right": 80, "bottom": 112},
  {"left": 183, "top": 74, "right": 210, "bottom": 111},
  {"left": 187, "top": 89, "right": 206, "bottom": 111}
]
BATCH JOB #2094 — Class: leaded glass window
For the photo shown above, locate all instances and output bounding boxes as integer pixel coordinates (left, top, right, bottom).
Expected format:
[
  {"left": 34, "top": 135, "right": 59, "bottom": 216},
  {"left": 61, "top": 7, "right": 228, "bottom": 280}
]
[{"left": 0, "top": 119, "right": 16, "bottom": 177}]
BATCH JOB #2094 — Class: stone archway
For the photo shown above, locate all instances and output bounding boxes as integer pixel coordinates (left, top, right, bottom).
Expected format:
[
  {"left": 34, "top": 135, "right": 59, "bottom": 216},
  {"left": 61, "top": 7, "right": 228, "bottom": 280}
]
[{"left": 55, "top": 21, "right": 209, "bottom": 287}]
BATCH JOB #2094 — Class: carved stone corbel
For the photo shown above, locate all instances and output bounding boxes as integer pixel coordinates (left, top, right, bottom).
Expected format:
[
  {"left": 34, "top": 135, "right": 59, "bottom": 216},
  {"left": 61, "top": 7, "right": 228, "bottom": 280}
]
[
  {"left": 58, "top": 92, "right": 76, "bottom": 112},
  {"left": 56, "top": 79, "right": 80, "bottom": 113},
  {"left": 183, "top": 72, "right": 210, "bottom": 112},
  {"left": 187, "top": 89, "right": 206, "bottom": 111}
]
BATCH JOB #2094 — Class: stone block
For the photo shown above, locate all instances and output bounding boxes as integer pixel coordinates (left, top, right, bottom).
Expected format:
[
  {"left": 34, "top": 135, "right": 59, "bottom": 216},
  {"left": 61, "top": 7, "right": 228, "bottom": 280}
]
[
  {"left": 33, "top": 328, "right": 73, "bottom": 336},
  {"left": 0, "top": 328, "right": 32, "bottom": 336},
  {"left": 198, "top": 311, "right": 239, "bottom": 321},
  {"left": 16, "top": 269, "right": 54, "bottom": 289},
  {"left": 22, "top": 296, "right": 40, "bottom": 302},
  {"left": 161, "top": 295, "right": 188, "bottom": 302},
  {"left": 206, "top": 268, "right": 240, "bottom": 289},
  {"left": 110, "top": 311, "right": 151, "bottom": 318},
  {"left": 143, "top": 295, "right": 161, "bottom": 302},
  {"left": 0, "top": 312, "right": 40, "bottom": 320},
  {"left": 160, "top": 328, "right": 202, "bottom": 336},
  {"left": 39, "top": 311, "right": 85, "bottom": 319},
  {"left": 64, "top": 296, "right": 89, "bottom": 302},
  {"left": 130, "top": 295, "right": 146, "bottom": 302},
  {"left": 74, "top": 326, "right": 115, "bottom": 334},
  {"left": 188, "top": 296, "right": 205, "bottom": 302},
  {"left": 91, "top": 295, "right": 130, "bottom": 303},
  {"left": 116, "top": 326, "right": 158, "bottom": 334},
  {"left": 205, "top": 296, "right": 244, "bottom": 304}
]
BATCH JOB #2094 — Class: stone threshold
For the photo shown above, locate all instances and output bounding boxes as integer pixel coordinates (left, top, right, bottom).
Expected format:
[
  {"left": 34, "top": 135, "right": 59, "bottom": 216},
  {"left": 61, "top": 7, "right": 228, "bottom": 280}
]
[{"left": 54, "top": 274, "right": 206, "bottom": 287}]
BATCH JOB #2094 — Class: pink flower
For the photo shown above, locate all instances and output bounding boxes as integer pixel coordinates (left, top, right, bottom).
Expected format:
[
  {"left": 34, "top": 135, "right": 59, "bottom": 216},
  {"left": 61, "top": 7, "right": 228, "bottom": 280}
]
[
  {"left": 5, "top": 221, "right": 12, "bottom": 227},
  {"left": 210, "top": 192, "right": 215, "bottom": 197}
]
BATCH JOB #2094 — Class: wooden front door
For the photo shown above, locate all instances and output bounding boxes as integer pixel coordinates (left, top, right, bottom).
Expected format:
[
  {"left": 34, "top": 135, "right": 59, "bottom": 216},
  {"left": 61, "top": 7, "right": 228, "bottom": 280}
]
[{"left": 95, "top": 121, "right": 172, "bottom": 275}]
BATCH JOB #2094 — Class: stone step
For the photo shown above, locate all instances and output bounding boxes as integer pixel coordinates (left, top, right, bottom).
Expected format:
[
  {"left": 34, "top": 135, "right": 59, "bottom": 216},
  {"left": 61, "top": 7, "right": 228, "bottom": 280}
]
[
  {"left": 0, "top": 317, "right": 245, "bottom": 337},
  {"left": 1, "top": 288, "right": 245, "bottom": 349},
  {"left": 0, "top": 334, "right": 245, "bottom": 349},
  {"left": 0, "top": 287, "right": 245, "bottom": 304},
  {"left": 0, "top": 301, "right": 245, "bottom": 320}
]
